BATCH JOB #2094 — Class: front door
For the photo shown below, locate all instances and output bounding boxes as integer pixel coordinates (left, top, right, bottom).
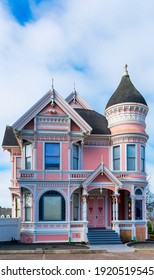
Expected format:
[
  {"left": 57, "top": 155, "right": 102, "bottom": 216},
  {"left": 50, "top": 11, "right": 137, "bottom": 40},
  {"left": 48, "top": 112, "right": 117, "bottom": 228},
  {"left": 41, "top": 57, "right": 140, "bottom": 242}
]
[{"left": 88, "top": 196, "right": 105, "bottom": 228}]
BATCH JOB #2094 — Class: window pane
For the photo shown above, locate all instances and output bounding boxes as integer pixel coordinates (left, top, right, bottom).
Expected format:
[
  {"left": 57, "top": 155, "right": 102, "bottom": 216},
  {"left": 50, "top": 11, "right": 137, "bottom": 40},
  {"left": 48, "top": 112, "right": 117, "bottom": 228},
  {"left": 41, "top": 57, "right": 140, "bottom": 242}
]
[
  {"left": 25, "top": 193, "right": 32, "bottom": 207},
  {"left": 141, "top": 159, "right": 145, "bottom": 172},
  {"left": 16, "top": 157, "right": 21, "bottom": 178},
  {"left": 113, "top": 146, "right": 120, "bottom": 170},
  {"left": 127, "top": 145, "right": 135, "bottom": 157},
  {"left": 73, "top": 145, "right": 78, "bottom": 157},
  {"left": 135, "top": 188, "right": 142, "bottom": 195},
  {"left": 73, "top": 193, "right": 79, "bottom": 220},
  {"left": 113, "top": 159, "right": 120, "bottom": 170},
  {"left": 113, "top": 146, "right": 120, "bottom": 159},
  {"left": 44, "top": 196, "right": 62, "bottom": 220},
  {"left": 141, "top": 146, "right": 145, "bottom": 158},
  {"left": 127, "top": 145, "right": 135, "bottom": 171},
  {"left": 25, "top": 144, "right": 31, "bottom": 157},
  {"left": 25, "top": 144, "right": 32, "bottom": 170},
  {"left": 73, "top": 158, "right": 78, "bottom": 170},
  {"left": 46, "top": 143, "right": 59, "bottom": 156},
  {"left": 25, "top": 208, "right": 31, "bottom": 221},
  {"left": 25, "top": 158, "right": 32, "bottom": 169},
  {"left": 39, "top": 191, "right": 65, "bottom": 221},
  {"left": 135, "top": 200, "right": 142, "bottom": 220},
  {"left": 15, "top": 197, "right": 20, "bottom": 218},
  {"left": 127, "top": 158, "right": 135, "bottom": 171},
  {"left": 73, "top": 145, "right": 79, "bottom": 170},
  {"left": 141, "top": 146, "right": 145, "bottom": 172},
  {"left": 45, "top": 143, "right": 60, "bottom": 170}
]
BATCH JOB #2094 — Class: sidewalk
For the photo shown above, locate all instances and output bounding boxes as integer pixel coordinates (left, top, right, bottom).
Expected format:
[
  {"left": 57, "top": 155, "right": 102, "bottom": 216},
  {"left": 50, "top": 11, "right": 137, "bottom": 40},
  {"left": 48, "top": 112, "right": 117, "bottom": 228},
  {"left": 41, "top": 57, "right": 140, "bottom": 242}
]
[{"left": 0, "top": 242, "right": 134, "bottom": 254}]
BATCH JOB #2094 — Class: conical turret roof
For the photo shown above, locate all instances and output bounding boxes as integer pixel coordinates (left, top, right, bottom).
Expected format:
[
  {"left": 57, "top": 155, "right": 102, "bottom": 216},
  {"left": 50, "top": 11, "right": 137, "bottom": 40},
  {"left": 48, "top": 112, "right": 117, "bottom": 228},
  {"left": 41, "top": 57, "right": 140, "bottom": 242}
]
[{"left": 105, "top": 65, "right": 147, "bottom": 109}]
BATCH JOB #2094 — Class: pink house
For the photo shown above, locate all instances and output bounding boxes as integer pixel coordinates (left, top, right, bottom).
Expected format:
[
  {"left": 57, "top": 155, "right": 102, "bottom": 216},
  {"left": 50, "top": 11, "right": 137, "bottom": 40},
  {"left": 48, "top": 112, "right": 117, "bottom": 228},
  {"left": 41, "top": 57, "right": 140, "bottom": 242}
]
[{"left": 2, "top": 65, "right": 149, "bottom": 243}]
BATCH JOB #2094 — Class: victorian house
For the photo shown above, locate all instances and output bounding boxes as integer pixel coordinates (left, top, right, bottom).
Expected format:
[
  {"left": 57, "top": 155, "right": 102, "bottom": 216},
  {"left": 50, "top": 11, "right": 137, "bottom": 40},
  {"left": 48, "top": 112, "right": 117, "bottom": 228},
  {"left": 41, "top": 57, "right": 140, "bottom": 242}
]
[{"left": 2, "top": 66, "right": 149, "bottom": 243}]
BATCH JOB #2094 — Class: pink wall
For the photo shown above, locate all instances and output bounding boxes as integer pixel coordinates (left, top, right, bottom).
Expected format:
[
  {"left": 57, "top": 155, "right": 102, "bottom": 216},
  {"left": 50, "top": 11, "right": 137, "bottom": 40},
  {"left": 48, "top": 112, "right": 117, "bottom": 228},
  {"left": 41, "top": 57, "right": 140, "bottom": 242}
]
[
  {"left": 110, "top": 123, "right": 145, "bottom": 134},
  {"left": 71, "top": 120, "right": 80, "bottom": 131},
  {"left": 37, "top": 142, "right": 43, "bottom": 170},
  {"left": 62, "top": 143, "right": 68, "bottom": 170},
  {"left": 83, "top": 147, "right": 109, "bottom": 169},
  {"left": 40, "top": 103, "right": 66, "bottom": 116},
  {"left": 36, "top": 235, "right": 68, "bottom": 242},
  {"left": 24, "top": 119, "right": 34, "bottom": 130}
]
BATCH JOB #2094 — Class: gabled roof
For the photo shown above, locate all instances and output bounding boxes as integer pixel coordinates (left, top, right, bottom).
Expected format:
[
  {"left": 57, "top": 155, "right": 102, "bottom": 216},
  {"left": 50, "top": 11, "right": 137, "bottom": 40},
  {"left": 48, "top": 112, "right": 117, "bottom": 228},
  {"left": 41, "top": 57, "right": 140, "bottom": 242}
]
[
  {"left": 66, "top": 91, "right": 93, "bottom": 110},
  {"left": 12, "top": 89, "right": 92, "bottom": 134},
  {"left": 75, "top": 109, "right": 111, "bottom": 135},
  {"left": 82, "top": 163, "right": 122, "bottom": 189},
  {"left": 105, "top": 65, "right": 147, "bottom": 109},
  {"left": 2, "top": 126, "right": 19, "bottom": 148}
]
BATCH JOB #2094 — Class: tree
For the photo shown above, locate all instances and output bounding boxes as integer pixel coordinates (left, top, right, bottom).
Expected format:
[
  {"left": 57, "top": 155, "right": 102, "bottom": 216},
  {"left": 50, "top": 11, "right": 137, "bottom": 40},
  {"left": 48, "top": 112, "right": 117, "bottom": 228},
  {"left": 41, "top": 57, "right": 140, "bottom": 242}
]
[{"left": 146, "top": 174, "right": 154, "bottom": 232}]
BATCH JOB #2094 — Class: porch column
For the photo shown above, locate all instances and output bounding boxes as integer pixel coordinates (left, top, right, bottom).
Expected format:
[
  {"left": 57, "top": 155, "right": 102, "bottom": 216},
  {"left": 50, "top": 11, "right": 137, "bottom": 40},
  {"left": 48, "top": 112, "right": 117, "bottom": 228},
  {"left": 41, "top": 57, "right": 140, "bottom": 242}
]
[
  {"left": 115, "top": 195, "right": 119, "bottom": 221},
  {"left": 112, "top": 196, "right": 116, "bottom": 221},
  {"left": 82, "top": 188, "right": 88, "bottom": 221},
  {"left": 131, "top": 195, "right": 135, "bottom": 220},
  {"left": 112, "top": 194, "right": 120, "bottom": 234},
  {"left": 131, "top": 195, "right": 136, "bottom": 240},
  {"left": 82, "top": 188, "right": 88, "bottom": 243}
]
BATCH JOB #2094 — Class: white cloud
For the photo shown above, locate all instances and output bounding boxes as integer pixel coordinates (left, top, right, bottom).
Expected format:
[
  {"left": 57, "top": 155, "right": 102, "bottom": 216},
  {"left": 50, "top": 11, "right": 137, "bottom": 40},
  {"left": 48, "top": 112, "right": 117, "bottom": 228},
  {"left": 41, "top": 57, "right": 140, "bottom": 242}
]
[{"left": 0, "top": 0, "right": 154, "bottom": 206}]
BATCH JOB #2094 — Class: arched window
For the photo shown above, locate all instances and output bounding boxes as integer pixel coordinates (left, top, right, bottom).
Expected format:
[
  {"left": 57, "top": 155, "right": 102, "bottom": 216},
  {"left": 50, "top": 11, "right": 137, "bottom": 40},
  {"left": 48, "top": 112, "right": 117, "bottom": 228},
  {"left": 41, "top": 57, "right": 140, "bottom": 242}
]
[
  {"left": 135, "top": 188, "right": 143, "bottom": 220},
  {"left": 135, "top": 200, "right": 142, "bottom": 220},
  {"left": 39, "top": 191, "right": 65, "bottom": 221},
  {"left": 135, "top": 188, "right": 143, "bottom": 195}
]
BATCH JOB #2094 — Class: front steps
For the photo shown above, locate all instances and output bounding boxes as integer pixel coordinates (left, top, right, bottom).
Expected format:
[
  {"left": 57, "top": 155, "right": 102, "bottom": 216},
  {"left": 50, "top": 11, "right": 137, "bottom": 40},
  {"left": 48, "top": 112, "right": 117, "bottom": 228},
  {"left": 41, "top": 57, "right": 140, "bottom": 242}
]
[{"left": 88, "top": 228, "right": 122, "bottom": 245}]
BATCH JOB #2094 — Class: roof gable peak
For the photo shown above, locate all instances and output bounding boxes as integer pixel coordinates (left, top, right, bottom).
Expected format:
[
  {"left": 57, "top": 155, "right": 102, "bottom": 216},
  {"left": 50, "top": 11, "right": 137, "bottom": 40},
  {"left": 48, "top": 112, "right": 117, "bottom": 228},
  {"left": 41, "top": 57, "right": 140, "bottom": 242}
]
[{"left": 12, "top": 88, "right": 92, "bottom": 134}]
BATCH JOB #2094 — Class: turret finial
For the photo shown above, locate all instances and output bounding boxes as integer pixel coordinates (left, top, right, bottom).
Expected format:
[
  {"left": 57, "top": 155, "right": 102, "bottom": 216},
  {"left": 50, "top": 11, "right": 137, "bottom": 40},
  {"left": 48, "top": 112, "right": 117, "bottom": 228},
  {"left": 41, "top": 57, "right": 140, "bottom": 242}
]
[
  {"left": 123, "top": 64, "right": 129, "bottom": 76},
  {"left": 74, "top": 82, "right": 76, "bottom": 92},
  {"left": 51, "top": 78, "right": 54, "bottom": 90}
]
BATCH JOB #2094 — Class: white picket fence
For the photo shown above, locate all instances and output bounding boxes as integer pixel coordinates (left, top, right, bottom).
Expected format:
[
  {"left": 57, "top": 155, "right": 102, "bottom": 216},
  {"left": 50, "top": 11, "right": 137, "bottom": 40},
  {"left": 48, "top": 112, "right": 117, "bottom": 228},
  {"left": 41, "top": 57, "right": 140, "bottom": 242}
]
[{"left": 0, "top": 218, "right": 20, "bottom": 241}]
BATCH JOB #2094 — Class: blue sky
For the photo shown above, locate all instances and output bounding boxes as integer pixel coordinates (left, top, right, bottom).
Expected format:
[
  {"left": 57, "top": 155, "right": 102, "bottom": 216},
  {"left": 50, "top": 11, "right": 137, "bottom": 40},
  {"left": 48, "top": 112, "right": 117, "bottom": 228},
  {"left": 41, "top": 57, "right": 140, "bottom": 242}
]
[{"left": 0, "top": 0, "right": 154, "bottom": 207}]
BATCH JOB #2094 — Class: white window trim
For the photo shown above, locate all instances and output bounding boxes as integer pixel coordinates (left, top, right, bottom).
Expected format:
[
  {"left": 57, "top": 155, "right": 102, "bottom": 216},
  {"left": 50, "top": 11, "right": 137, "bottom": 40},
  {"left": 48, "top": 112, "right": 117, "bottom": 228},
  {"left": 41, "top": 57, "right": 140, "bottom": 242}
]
[
  {"left": 72, "top": 192, "right": 80, "bottom": 221},
  {"left": 72, "top": 143, "right": 80, "bottom": 170},
  {"left": 24, "top": 192, "right": 32, "bottom": 222},
  {"left": 140, "top": 144, "right": 146, "bottom": 173},
  {"left": 111, "top": 144, "right": 122, "bottom": 171},
  {"left": 24, "top": 143, "right": 32, "bottom": 170},
  {"left": 125, "top": 143, "right": 137, "bottom": 172},
  {"left": 44, "top": 141, "right": 62, "bottom": 171}
]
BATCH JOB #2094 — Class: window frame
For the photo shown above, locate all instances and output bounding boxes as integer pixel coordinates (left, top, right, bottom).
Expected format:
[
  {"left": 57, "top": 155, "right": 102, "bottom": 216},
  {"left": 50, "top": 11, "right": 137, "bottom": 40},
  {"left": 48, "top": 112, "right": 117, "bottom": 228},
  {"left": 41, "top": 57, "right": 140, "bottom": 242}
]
[
  {"left": 24, "top": 192, "right": 32, "bottom": 222},
  {"left": 72, "top": 144, "right": 79, "bottom": 170},
  {"left": 39, "top": 191, "right": 65, "bottom": 221},
  {"left": 73, "top": 192, "right": 80, "bottom": 221},
  {"left": 141, "top": 145, "right": 145, "bottom": 172},
  {"left": 113, "top": 145, "right": 120, "bottom": 171},
  {"left": 45, "top": 142, "right": 60, "bottom": 170},
  {"left": 15, "top": 197, "right": 20, "bottom": 218},
  {"left": 16, "top": 157, "right": 21, "bottom": 178},
  {"left": 25, "top": 144, "right": 32, "bottom": 170},
  {"left": 126, "top": 144, "right": 136, "bottom": 171}
]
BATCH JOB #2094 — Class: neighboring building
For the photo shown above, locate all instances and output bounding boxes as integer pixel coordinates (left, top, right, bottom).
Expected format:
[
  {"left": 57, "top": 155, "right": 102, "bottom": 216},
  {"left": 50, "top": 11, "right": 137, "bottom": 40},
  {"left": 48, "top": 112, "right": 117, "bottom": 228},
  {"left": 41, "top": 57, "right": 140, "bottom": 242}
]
[
  {"left": 0, "top": 207, "right": 12, "bottom": 218},
  {"left": 2, "top": 65, "right": 149, "bottom": 243}
]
